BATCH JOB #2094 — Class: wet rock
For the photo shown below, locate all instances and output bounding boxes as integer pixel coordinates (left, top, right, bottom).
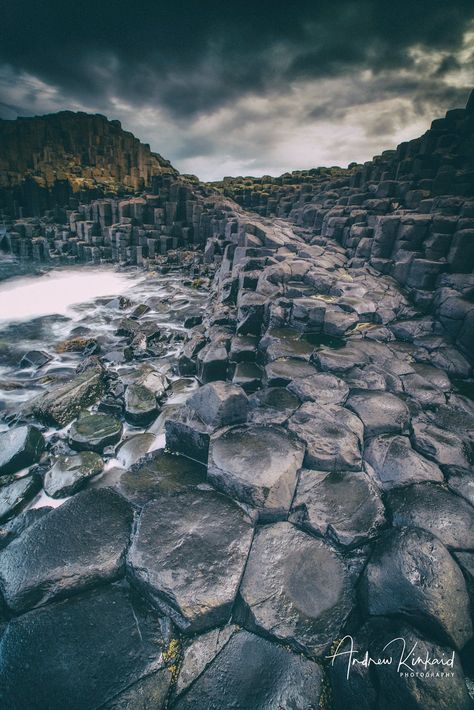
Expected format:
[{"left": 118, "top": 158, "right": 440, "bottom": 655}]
[
  {"left": 411, "top": 419, "right": 472, "bottom": 468},
  {"left": 175, "top": 625, "right": 239, "bottom": 697},
  {"left": 173, "top": 628, "right": 323, "bottom": 710},
  {"left": 131, "top": 303, "right": 151, "bottom": 319},
  {"left": 237, "top": 522, "right": 354, "bottom": 657},
  {"left": 329, "top": 618, "right": 472, "bottom": 710},
  {"left": 290, "top": 469, "right": 386, "bottom": 547},
  {"left": 288, "top": 371, "right": 349, "bottom": 404},
  {"left": 0, "top": 488, "right": 133, "bottom": 613},
  {"left": 248, "top": 387, "right": 300, "bottom": 425},
  {"left": 127, "top": 490, "right": 254, "bottom": 633},
  {"left": 0, "top": 584, "right": 172, "bottom": 710},
  {"left": 101, "top": 669, "right": 172, "bottom": 710},
  {"left": 231, "top": 361, "right": 263, "bottom": 392},
  {"left": 387, "top": 483, "right": 474, "bottom": 550},
  {"left": 0, "top": 425, "right": 45, "bottom": 476},
  {"left": 0, "top": 474, "right": 41, "bottom": 523},
  {"left": 263, "top": 357, "right": 318, "bottom": 386},
  {"left": 196, "top": 343, "right": 228, "bottom": 383},
  {"left": 110, "top": 449, "right": 207, "bottom": 506},
  {"left": 43, "top": 452, "right": 104, "bottom": 498},
  {"left": 29, "top": 364, "right": 105, "bottom": 426},
  {"left": 56, "top": 336, "right": 99, "bottom": 354},
  {"left": 229, "top": 334, "right": 258, "bottom": 362},
  {"left": 69, "top": 413, "right": 123, "bottom": 453},
  {"left": 0, "top": 506, "right": 52, "bottom": 550},
  {"left": 208, "top": 425, "right": 305, "bottom": 520},
  {"left": 116, "top": 433, "right": 156, "bottom": 468},
  {"left": 124, "top": 383, "right": 158, "bottom": 426},
  {"left": 165, "top": 406, "right": 211, "bottom": 463},
  {"left": 236, "top": 292, "right": 267, "bottom": 335},
  {"left": 136, "top": 370, "right": 169, "bottom": 399},
  {"left": 288, "top": 403, "right": 363, "bottom": 471},
  {"left": 186, "top": 381, "right": 248, "bottom": 428},
  {"left": 313, "top": 344, "right": 369, "bottom": 373},
  {"left": 346, "top": 392, "right": 410, "bottom": 437},
  {"left": 361, "top": 527, "right": 472, "bottom": 649},
  {"left": 19, "top": 350, "right": 52, "bottom": 368},
  {"left": 364, "top": 435, "right": 444, "bottom": 490},
  {"left": 445, "top": 465, "right": 474, "bottom": 506}
]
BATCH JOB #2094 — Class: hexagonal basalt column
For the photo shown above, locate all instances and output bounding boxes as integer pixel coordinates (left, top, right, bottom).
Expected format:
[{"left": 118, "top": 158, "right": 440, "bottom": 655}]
[
  {"left": 127, "top": 490, "right": 254, "bottom": 634},
  {"left": 237, "top": 522, "right": 354, "bottom": 658},
  {"left": 208, "top": 424, "right": 305, "bottom": 520}
]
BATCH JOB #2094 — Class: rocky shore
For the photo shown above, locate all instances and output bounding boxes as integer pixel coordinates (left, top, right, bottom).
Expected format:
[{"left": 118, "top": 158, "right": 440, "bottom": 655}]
[{"left": 0, "top": 94, "right": 473, "bottom": 709}]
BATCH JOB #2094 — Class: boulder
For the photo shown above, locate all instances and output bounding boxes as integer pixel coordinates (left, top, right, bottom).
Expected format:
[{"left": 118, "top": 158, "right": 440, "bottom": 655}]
[
  {"left": 364, "top": 435, "right": 444, "bottom": 490},
  {"left": 346, "top": 392, "right": 410, "bottom": 437},
  {"left": 231, "top": 361, "right": 263, "bottom": 392},
  {"left": 29, "top": 364, "right": 105, "bottom": 426},
  {"left": 236, "top": 292, "right": 267, "bottom": 335},
  {"left": 237, "top": 522, "right": 354, "bottom": 657},
  {"left": 19, "top": 350, "right": 52, "bottom": 368},
  {"left": 186, "top": 381, "right": 248, "bottom": 428},
  {"left": 0, "top": 474, "right": 41, "bottom": 523},
  {"left": 0, "top": 584, "right": 172, "bottom": 710},
  {"left": 0, "top": 507, "right": 52, "bottom": 551},
  {"left": 208, "top": 424, "right": 305, "bottom": 520},
  {"left": 0, "top": 488, "right": 133, "bottom": 613},
  {"left": 0, "top": 426, "right": 45, "bottom": 477},
  {"left": 445, "top": 465, "right": 474, "bottom": 506},
  {"left": 124, "top": 383, "right": 158, "bottom": 426},
  {"left": 229, "top": 335, "right": 258, "bottom": 362},
  {"left": 69, "top": 413, "right": 123, "bottom": 453},
  {"left": 127, "top": 490, "right": 254, "bottom": 633},
  {"left": 290, "top": 469, "right": 386, "bottom": 547},
  {"left": 43, "top": 452, "right": 104, "bottom": 498},
  {"left": 173, "top": 629, "right": 324, "bottom": 709},
  {"left": 362, "top": 527, "right": 472, "bottom": 649},
  {"left": 387, "top": 483, "right": 474, "bottom": 550},
  {"left": 288, "top": 403, "right": 363, "bottom": 471}
]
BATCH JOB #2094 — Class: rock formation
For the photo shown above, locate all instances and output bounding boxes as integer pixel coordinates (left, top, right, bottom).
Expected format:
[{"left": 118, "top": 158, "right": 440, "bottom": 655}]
[
  {"left": 0, "top": 111, "right": 176, "bottom": 216},
  {"left": 0, "top": 92, "right": 473, "bottom": 709}
]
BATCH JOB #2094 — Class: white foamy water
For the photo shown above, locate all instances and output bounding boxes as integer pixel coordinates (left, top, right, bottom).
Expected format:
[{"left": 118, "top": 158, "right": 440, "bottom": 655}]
[{"left": 0, "top": 267, "right": 134, "bottom": 323}]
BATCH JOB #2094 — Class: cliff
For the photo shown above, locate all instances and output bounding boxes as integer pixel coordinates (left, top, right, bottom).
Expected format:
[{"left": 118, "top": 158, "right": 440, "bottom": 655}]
[{"left": 0, "top": 111, "right": 177, "bottom": 215}]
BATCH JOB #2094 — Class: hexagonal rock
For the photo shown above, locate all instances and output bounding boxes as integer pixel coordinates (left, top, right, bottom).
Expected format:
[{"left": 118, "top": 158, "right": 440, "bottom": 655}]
[
  {"left": 165, "top": 406, "right": 212, "bottom": 464},
  {"left": 290, "top": 469, "right": 386, "bottom": 548},
  {"left": 68, "top": 413, "right": 123, "bottom": 453},
  {"left": 0, "top": 425, "right": 45, "bottom": 477},
  {"left": 237, "top": 522, "right": 354, "bottom": 657},
  {"left": 0, "top": 488, "right": 133, "bottom": 613},
  {"left": 411, "top": 419, "right": 472, "bottom": 468},
  {"left": 288, "top": 372, "right": 349, "bottom": 405},
  {"left": 361, "top": 527, "right": 472, "bottom": 650},
  {"left": 0, "top": 584, "right": 172, "bottom": 710},
  {"left": 346, "top": 392, "right": 410, "bottom": 437},
  {"left": 364, "top": 435, "right": 444, "bottom": 490},
  {"left": 186, "top": 381, "right": 248, "bottom": 428},
  {"left": 127, "top": 490, "right": 254, "bottom": 633},
  {"left": 172, "top": 628, "right": 324, "bottom": 710},
  {"left": 387, "top": 483, "right": 474, "bottom": 550},
  {"left": 110, "top": 449, "right": 207, "bottom": 507},
  {"left": 124, "top": 383, "right": 158, "bottom": 426},
  {"left": 287, "top": 403, "right": 363, "bottom": 471},
  {"left": 208, "top": 425, "right": 305, "bottom": 520},
  {"left": 248, "top": 387, "right": 300, "bottom": 425},
  {"left": 263, "top": 357, "right": 318, "bottom": 387}
]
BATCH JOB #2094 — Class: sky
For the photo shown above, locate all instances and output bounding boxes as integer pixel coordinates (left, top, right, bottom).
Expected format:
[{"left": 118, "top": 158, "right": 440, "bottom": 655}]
[{"left": 0, "top": 1, "right": 473, "bottom": 181}]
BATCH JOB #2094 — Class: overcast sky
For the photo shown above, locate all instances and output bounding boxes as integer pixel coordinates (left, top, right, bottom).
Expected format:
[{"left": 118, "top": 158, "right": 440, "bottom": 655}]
[{"left": 1, "top": 1, "right": 473, "bottom": 180}]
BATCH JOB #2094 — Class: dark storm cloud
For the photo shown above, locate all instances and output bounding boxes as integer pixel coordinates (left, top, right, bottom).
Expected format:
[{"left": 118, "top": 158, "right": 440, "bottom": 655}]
[{"left": 1, "top": 0, "right": 473, "bottom": 118}]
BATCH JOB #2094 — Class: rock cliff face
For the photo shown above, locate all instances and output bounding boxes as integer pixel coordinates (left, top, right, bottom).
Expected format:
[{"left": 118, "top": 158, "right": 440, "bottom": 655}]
[{"left": 0, "top": 111, "right": 177, "bottom": 215}]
